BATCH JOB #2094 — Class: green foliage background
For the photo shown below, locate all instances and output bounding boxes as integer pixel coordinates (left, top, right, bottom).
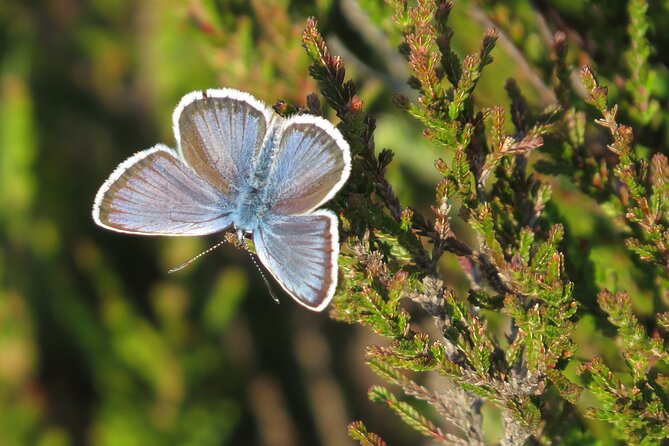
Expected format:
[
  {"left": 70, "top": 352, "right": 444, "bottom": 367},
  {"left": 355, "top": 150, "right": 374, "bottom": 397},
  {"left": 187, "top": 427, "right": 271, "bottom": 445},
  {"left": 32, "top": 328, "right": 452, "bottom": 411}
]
[{"left": 0, "top": 0, "right": 668, "bottom": 445}]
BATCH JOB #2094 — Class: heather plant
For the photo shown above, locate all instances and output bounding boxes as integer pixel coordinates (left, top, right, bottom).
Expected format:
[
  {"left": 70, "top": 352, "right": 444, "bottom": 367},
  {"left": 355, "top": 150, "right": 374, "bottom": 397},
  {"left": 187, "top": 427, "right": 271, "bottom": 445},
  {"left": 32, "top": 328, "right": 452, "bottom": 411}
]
[
  {"left": 1, "top": 0, "right": 669, "bottom": 445},
  {"left": 296, "top": 0, "right": 669, "bottom": 444}
]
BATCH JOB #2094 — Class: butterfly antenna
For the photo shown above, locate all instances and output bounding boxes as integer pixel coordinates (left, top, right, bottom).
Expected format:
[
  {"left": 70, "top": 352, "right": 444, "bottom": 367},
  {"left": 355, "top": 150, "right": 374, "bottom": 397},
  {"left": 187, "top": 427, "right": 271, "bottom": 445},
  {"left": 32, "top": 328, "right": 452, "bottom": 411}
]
[
  {"left": 242, "top": 243, "right": 280, "bottom": 305},
  {"left": 168, "top": 239, "right": 227, "bottom": 273}
]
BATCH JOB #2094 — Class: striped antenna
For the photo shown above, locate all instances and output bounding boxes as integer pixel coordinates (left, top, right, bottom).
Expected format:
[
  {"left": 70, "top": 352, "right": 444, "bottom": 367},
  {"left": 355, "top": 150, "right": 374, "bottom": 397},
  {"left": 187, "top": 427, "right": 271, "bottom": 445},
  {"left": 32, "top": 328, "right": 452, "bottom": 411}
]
[
  {"left": 168, "top": 239, "right": 227, "bottom": 273},
  {"left": 242, "top": 241, "right": 280, "bottom": 305},
  {"left": 234, "top": 231, "right": 279, "bottom": 304},
  {"left": 167, "top": 233, "right": 280, "bottom": 305}
]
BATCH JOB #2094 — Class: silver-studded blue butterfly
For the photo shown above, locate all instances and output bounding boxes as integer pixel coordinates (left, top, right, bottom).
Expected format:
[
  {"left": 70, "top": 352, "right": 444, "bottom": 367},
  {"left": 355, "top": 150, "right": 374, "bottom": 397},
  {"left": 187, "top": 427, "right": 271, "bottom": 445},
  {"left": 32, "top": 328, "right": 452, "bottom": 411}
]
[{"left": 92, "top": 88, "right": 351, "bottom": 311}]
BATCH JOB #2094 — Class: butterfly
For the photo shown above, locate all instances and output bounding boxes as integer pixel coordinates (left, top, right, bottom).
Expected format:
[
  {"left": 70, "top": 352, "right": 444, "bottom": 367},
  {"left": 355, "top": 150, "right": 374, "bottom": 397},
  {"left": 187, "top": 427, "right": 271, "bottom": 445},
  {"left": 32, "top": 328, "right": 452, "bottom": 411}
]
[{"left": 92, "top": 88, "right": 351, "bottom": 311}]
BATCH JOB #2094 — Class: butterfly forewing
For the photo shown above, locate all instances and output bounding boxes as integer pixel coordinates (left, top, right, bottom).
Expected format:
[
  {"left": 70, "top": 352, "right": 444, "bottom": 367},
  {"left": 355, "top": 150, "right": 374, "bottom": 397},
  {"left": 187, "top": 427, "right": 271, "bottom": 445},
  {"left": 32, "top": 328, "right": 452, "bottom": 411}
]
[
  {"left": 253, "top": 211, "right": 338, "bottom": 311},
  {"left": 175, "top": 89, "right": 273, "bottom": 197},
  {"left": 93, "top": 145, "right": 232, "bottom": 235},
  {"left": 263, "top": 115, "right": 351, "bottom": 215}
]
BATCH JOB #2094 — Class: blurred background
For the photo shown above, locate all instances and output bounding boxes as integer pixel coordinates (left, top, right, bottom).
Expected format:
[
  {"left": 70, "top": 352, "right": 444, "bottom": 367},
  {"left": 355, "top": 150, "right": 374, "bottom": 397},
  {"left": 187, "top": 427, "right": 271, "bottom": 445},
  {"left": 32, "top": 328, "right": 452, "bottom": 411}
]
[{"left": 0, "top": 0, "right": 664, "bottom": 445}]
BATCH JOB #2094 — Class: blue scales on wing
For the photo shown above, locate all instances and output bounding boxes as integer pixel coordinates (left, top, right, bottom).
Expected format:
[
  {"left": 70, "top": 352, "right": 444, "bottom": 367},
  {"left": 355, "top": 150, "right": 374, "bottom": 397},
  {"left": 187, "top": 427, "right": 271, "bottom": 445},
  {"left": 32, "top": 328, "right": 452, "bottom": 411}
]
[
  {"left": 253, "top": 211, "right": 339, "bottom": 311},
  {"left": 262, "top": 114, "right": 351, "bottom": 215},
  {"left": 93, "top": 145, "right": 232, "bottom": 235},
  {"left": 175, "top": 89, "right": 274, "bottom": 199},
  {"left": 94, "top": 89, "right": 274, "bottom": 236}
]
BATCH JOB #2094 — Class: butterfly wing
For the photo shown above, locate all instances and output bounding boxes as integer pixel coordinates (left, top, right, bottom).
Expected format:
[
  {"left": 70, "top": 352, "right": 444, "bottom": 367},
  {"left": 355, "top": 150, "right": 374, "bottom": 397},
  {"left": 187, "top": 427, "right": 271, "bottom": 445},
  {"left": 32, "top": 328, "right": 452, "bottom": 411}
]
[
  {"left": 262, "top": 114, "right": 350, "bottom": 215},
  {"left": 174, "top": 88, "right": 274, "bottom": 198},
  {"left": 93, "top": 145, "right": 232, "bottom": 235},
  {"left": 95, "top": 88, "right": 275, "bottom": 235},
  {"left": 253, "top": 211, "right": 338, "bottom": 311}
]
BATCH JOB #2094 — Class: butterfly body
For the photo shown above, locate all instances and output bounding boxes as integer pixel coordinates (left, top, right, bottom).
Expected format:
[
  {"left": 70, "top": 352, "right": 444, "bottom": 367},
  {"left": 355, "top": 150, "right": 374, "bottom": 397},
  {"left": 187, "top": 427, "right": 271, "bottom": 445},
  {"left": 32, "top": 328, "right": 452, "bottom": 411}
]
[{"left": 93, "top": 88, "right": 351, "bottom": 311}]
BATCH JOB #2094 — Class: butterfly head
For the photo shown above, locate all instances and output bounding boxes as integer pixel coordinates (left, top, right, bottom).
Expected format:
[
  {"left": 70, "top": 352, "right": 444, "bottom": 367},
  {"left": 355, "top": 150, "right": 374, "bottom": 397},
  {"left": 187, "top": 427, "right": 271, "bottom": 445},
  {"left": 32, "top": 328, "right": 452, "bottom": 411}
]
[{"left": 235, "top": 228, "right": 246, "bottom": 246}]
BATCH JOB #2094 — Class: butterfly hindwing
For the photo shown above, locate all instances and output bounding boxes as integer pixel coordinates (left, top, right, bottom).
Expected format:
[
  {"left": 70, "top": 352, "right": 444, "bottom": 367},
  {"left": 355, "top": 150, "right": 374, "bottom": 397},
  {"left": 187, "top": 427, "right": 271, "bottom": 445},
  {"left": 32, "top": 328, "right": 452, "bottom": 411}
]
[
  {"left": 262, "top": 114, "right": 351, "bottom": 215},
  {"left": 174, "top": 88, "right": 274, "bottom": 198}
]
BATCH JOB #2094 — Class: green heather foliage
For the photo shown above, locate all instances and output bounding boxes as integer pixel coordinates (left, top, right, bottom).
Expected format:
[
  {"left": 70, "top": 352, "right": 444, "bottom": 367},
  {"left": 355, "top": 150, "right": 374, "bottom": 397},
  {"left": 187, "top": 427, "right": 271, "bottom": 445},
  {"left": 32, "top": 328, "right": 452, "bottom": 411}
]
[{"left": 1, "top": 0, "right": 669, "bottom": 445}]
